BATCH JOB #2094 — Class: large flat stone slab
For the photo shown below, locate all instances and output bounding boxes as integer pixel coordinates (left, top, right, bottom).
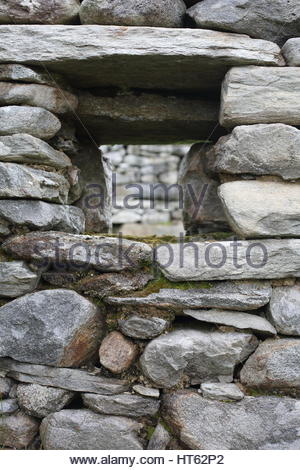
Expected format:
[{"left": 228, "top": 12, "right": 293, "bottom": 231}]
[
  {"left": 162, "top": 391, "right": 300, "bottom": 449},
  {"left": 2, "top": 232, "right": 152, "bottom": 272},
  {"left": 107, "top": 281, "right": 272, "bottom": 311},
  {"left": 219, "top": 181, "right": 300, "bottom": 238},
  {"left": 156, "top": 239, "right": 300, "bottom": 281},
  {"left": 220, "top": 66, "right": 300, "bottom": 127},
  {"left": 77, "top": 91, "right": 220, "bottom": 144},
  {"left": 0, "top": 358, "right": 129, "bottom": 395},
  {"left": 0, "top": 26, "right": 283, "bottom": 93},
  {"left": 212, "top": 124, "right": 300, "bottom": 180},
  {"left": 282, "top": 38, "right": 300, "bottom": 66}
]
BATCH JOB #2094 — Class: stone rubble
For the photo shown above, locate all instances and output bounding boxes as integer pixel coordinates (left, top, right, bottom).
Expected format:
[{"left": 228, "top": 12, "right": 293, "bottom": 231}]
[
  {"left": 200, "top": 383, "right": 244, "bottom": 401},
  {"left": 0, "top": 261, "right": 39, "bottom": 298},
  {"left": 99, "top": 332, "right": 139, "bottom": 374},
  {"left": 17, "top": 384, "right": 75, "bottom": 418}
]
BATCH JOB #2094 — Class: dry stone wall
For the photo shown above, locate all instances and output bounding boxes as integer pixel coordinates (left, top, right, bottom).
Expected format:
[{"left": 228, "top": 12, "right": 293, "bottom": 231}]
[{"left": 0, "top": 0, "right": 299, "bottom": 452}]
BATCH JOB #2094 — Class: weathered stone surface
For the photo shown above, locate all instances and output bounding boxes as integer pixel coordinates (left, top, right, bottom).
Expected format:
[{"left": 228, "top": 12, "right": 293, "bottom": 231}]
[
  {"left": 3, "top": 232, "right": 152, "bottom": 272},
  {"left": 0, "top": 200, "right": 85, "bottom": 235},
  {"left": 0, "top": 358, "right": 129, "bottom": 395},
  {"left": 212, "top": 124, "right": 300, "bottom": 180},
  {"left": 0, "top": 399, "right": 19, "bottom": 415},
  {"left": 132, "top": 385, "right": 160, "bottom": 399},
  {"left": 83, "top": 392, "right": 160, "bottom": 418},
  {"left": 71, "top": 140, "right": 112, "bottom": 233},
  {"left": 188, "top": 0, "right": 300, "bottom": 46},
  {"left": 219, "top": 181, "right": 300, "bottom": 238},
  {"left": 17, "top": 384, "right": 74, "bottom": 418},
  {"left": 162, "top": 391, "right": 300, "bottom": 449},
  {"left": 78, "top": 270, "right": 154, "bottom": 298},
  {"left": 80, "top": 0, "right": 186, "bottom": 27},
  {"left": 78, "top": 87, "right": 220, "bottom": 145},
  {"left": 107, "top": 282, "right": 272, "bottom": 311},
  {"left": 0, "top": 83, "right": 77, "bottom": 114},
  {"left": 0, "top": 134, "right": 71, "bottom": 168},
  {"left": 147, "top": 422, "right": 171, "bottom": 450},
  {"left": 118, "top": 316, "right": 169, "bottom": 340},
  {"left": 40, "top": 409, "right": 143, "bottom": 450},
  {"left": 178, "top": 143, "right": 228, "bottom": 235},
  {"left": 0, "top": 106, "right": 61, "bottom": 139},
  {"left": 140, "top": 327, "right": 258, "bottom": 387},
  {"left": 184, "top": 309, "right": 276, "bottom": 336},
  {"left": 0, "top": 64, "right": 67, "bottom": 86},
  {"left": 0, "top": 261, "right": 39, "bottom": 298},
  {"left": 200, "top": 383, "right": 244, "bottom": 401},
  {"left": 220, "top": 67, "right": 300, "bottom": 128},
  {"left": 0, "top": 162, "right": 70, "bottom": 203},
  {"left": 282, "top": 38, "right": 300, "bottom": 66},
  {"left": 0, "top": 26, "right": 283, "bottom": 93},
  {"left": 0, "top": 0, "right": 80, "bottom": 24},
  {"left": 241, "top": 338, "right": 300, "bottom": 393},
  {"left": 0, "top": 289, "right": 104, "bottom": 367},
  {"left": 100, "top": 332, "right": 138, "bottom": 374},
  {"left": 157, "top": 239, "right": 300, "bottom": 281},
  {"left": 267, "top": 286, "right": 300, "bottom": 336},
  {"left": 0, "top": 377, "right": 13, "bottom": 397},
  {"left": 0, "top": 412, "right": 39, "bottom": 449}
]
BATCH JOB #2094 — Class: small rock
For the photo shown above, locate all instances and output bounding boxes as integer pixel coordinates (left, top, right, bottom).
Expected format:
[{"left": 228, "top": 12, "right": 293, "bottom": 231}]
[
  {"left": 184, "top": 309, "right": 276, "bottom": 336},
  {"left": 80, "top": 0, "right": 186, "bottom": 28},
  {"left": 0, "top": 82, "right": 78, "bottom": 114},
  {"left": 0, "top": 0, "right": 80, "bottom": 24},
  {"left": 100, "top": 332, "right": 138, "bottom": 374},
  {"left": 140, "top": 326, "right": 258, "bottom": 388},
  {"left": 17, "top": 384, "right": 74, "bottom": 418},
  {"left": 0, "top": 398, "right": 19, "bottom": 415},
  {"left": 118, "top": 316, "right": 169, "bottom": 339},
  {"left": 0, "top": 106, "right": 61, "bottom": 140},
  {"left": 0, "top": 162, "right": 70, "bottom": 203},
  {"left": 200, "top": 383, "right": 244, "bottom": 401},
  {"left": 0, "top": 412, "right": 39, "bottom": 449},
  {"left": 241, "top": 338, "right": 300, "bottom": 393},
  {"left": 162, "top": 390, "right": 300, "bottom": 449},
  {"left": 211, "top": 124, "right": 300, "bottom": 181},
  {"left": 0, "top": 133, "right": 71, "bottom": 168},
  {"left": 147, "top": 422, "right": 171, "bottom": 450},
  {"left": 0, "top": 376, "right": 13, "bottom": 397},
  {"left": 0, "top": 289, "right": 104, "bottom": 367},
  {"left": 133, "top": 385, "right": 160, "bottom": 399},
  {"left": 40, "top": 409, "right": 143, "bottom": 450},
  {"left": 2, "top": 232, "right": 152, "bottom": 272},
  {"left": 83, "top": 392, "right": 160, "bottom": 418},
  {"left": 0, "top": 358, "right": 129, "bottom": 395},
  {"left": 0, "top": 200, "right": 85, "bottom": 235},
  {"left": 77, "top": 270, "right": 154, "bottom": 298},
  {"left": 267, "top": 286, "right": 300, "bottom": 336},
  {"left": 282, "top": 38, "right": 300, "bottom": 66},
  {"left": 219, "top": 181, "right": 300, "bottom": 238},
  {"left": 107, "top": 282, "right": 272, "bottom": 311},
  {"left": 187, "top": 0, "right": 300, "bottom": 46},
  {"left": 0, "top": 261, "right": 39, "bottom": 298}
]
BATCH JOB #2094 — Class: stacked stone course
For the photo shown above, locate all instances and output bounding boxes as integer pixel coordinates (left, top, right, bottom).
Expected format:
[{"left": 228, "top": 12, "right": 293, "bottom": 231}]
[{"left": 0, "top": 0, "right": 299, "bottom": 452}]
